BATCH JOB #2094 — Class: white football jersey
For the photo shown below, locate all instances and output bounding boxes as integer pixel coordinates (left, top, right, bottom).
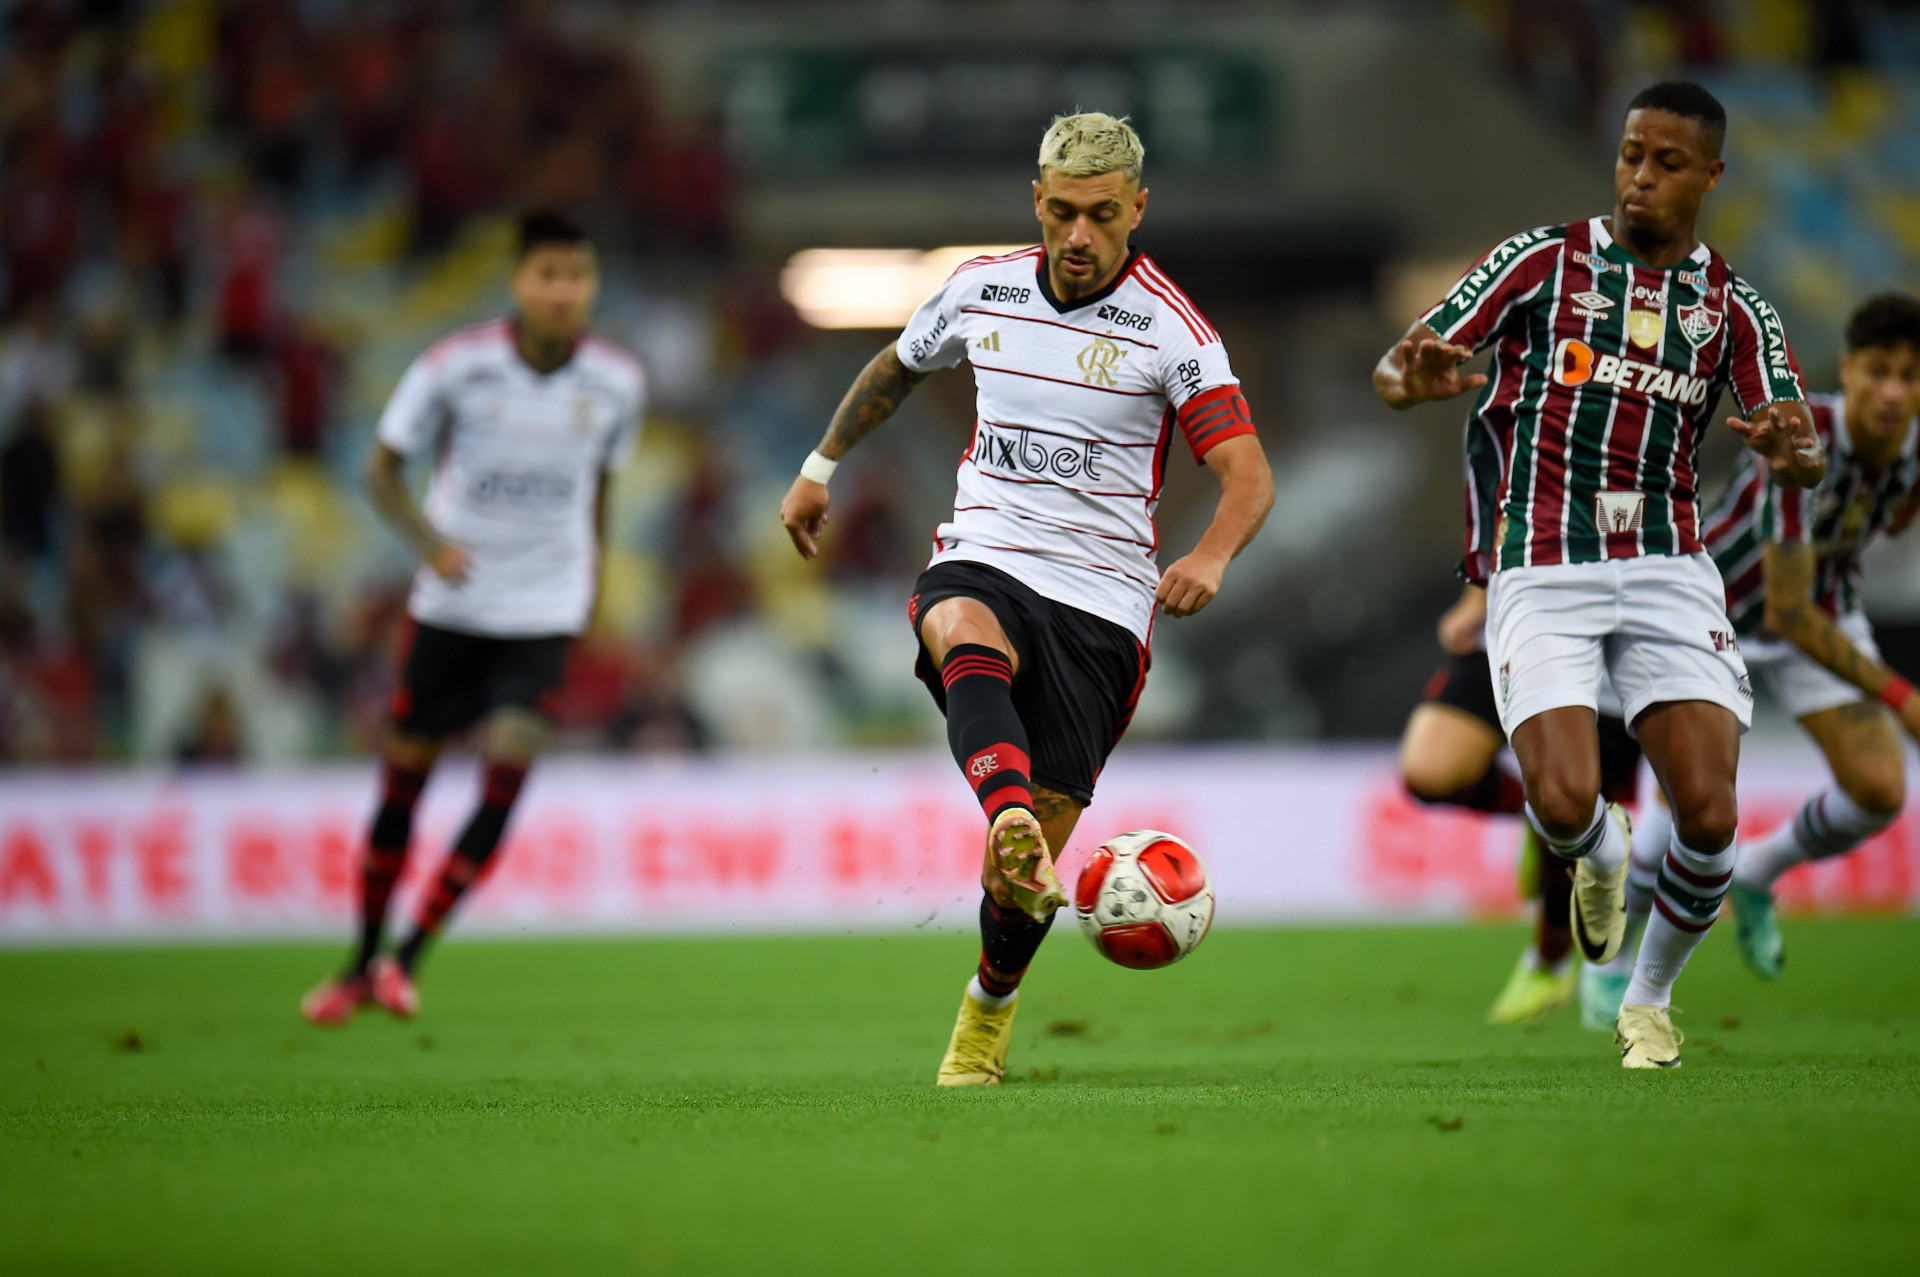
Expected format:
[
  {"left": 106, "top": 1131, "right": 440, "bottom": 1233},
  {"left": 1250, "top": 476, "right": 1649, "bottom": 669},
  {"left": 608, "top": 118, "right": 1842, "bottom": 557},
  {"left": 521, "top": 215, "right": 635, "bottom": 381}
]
[
  {"left": 896, "top": 247, "right": 1253, "bottom": 640},
  {"left": 376, "top": 319, "right": 645, "bottom": 637}
]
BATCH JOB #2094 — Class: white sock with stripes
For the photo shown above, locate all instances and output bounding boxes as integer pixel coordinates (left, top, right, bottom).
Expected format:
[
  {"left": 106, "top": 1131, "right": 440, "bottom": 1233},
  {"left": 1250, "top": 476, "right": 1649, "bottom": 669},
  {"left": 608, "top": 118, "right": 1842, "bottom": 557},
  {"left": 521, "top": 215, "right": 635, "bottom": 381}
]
[
  {"left": 1734, "top": 788, "right": 1894, "bottom": 891},
  {"left": 1624, "top": 831, "right": 1736, "bottom": 1009},
  {"left": 1525, "top": 795, "right": 1626, "bottom": 874}
]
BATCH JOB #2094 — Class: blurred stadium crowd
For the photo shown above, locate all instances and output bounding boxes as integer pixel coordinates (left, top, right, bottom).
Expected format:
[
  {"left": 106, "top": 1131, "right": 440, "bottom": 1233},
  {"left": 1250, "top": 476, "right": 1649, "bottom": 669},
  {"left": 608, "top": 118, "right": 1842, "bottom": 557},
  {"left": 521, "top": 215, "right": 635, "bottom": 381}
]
[{"left": 3, "top": 0, "right": 1920, "bottom": 766}]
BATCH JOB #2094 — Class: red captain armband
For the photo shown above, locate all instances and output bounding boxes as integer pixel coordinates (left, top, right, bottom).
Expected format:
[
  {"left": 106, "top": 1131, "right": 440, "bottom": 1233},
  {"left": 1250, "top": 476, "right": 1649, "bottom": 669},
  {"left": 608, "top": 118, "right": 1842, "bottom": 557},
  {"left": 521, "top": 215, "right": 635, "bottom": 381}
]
[
  {"left": 1879, "top": 675, "right": 1915, "bottom": 712},
  {"left": 1176, "top": 385, "right": 1259, "bottom": 463}
]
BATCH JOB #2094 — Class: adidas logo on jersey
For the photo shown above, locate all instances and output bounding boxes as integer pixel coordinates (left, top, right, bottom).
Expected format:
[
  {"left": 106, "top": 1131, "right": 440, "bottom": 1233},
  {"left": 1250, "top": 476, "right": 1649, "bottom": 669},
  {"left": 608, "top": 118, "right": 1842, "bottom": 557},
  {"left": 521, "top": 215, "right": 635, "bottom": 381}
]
[{"left": 1551, "top": 338, "right": 1711, "bottom": 406}]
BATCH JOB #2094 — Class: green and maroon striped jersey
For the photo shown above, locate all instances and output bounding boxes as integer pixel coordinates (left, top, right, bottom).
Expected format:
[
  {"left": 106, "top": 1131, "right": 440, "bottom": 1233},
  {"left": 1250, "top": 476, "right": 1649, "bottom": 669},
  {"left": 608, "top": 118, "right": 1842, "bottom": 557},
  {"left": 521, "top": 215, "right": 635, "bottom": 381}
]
[
  {"left": 1420, "top": 217, "right": 1806, "bottom": 573},
  {"left": 1703, "top": 393, "right": 1920, "bottom": 633}
]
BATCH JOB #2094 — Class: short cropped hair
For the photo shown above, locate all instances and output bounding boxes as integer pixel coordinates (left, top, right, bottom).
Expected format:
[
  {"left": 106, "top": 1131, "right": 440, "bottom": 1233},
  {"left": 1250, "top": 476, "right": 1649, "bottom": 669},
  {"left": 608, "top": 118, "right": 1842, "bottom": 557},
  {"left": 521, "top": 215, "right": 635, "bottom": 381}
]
[
  {"left": 1626, "top": 80, "right": 1727, "bottom": 158},
  {"left": 1037, "top": 112, "right": 1145, "bottom": 185},
  {"left": 517, "top": 210, "right": 589, "bottom": 258},
  {"left": 1845, "top": 292, "right": 1920, "bottom": 354}
]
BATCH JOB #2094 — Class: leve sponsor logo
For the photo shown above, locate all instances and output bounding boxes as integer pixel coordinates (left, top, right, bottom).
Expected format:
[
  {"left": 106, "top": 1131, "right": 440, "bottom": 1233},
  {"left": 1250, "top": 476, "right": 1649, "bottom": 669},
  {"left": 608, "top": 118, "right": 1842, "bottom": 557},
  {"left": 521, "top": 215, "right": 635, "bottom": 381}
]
[{"left": 1551, "top": 338, "right": 1711, "bottom": 405}]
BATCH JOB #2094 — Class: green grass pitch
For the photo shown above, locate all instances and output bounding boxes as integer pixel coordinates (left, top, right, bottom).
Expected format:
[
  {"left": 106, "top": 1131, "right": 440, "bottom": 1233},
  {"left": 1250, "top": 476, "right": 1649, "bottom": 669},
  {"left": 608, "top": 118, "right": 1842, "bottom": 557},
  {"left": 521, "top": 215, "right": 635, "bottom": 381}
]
[{"left": 3, "top": 920, "right": 1918, "bottom": 1275}]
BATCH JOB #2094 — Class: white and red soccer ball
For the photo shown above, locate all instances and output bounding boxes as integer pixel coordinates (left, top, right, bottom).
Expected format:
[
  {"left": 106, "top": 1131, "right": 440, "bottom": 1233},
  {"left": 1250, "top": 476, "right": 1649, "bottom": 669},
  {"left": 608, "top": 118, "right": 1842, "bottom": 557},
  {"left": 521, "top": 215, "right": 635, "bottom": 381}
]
[{"left": 1074, "top": 830, "right": 1214, "bottom": 969}]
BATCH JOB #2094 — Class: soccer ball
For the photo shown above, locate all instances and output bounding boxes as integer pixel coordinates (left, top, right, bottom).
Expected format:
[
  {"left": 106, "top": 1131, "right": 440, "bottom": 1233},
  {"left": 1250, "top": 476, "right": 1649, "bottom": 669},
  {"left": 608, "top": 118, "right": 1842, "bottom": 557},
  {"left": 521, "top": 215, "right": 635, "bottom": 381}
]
[{"left": 1073, "top": 830, "right": 1214, "bottom": 969}]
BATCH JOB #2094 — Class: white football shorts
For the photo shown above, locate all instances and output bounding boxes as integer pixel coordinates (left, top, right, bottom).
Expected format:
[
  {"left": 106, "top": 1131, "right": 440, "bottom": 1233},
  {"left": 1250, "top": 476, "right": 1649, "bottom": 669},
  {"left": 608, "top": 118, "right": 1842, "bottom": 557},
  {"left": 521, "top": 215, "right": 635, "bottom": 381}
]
[
  {"left": 1741, "top": 610, "right": 1878, "bottom": 721},
  {"left": 1485, "top": 552, "right": 1753, "bottom": 738}
]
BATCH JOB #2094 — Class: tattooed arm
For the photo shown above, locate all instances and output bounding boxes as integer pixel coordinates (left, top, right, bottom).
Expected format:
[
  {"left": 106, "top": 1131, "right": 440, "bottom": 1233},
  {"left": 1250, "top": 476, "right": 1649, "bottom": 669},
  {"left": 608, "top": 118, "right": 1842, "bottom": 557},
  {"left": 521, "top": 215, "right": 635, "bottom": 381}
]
[
  {"left": 779, "top": 344, "right": 929, "bottom": 560},
  {"left": 1764, "top": 541, "right": 1920, "bottom": 736}
]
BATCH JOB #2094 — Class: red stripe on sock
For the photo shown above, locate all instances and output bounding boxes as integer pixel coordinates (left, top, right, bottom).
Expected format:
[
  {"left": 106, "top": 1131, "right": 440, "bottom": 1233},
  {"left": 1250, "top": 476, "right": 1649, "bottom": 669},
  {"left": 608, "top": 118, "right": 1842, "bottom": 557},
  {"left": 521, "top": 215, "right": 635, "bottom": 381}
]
[
  {"left": 942, "top": 657, "right": 1012, "bottom": 689},
  {"left": 964, "top": 744, "right": 1031, "bottom": 791},
  {"left": 481, "top": 762, "right": 528, "bottom": 807},
  {"left": 382, "top": 762, "right": 428, "bottom": 805},
  {"left": 976, "top": 954, "right": 1023, "bottom": 997},
  {"left": 1652, "top": 893, "right": 1718, "bottom": 933},
  {"left": 1663, "top": 851, "right": 1733, "bottom": 891},
  {"left": 979, "top": 786, "right": 1032, "bottom": 818}
]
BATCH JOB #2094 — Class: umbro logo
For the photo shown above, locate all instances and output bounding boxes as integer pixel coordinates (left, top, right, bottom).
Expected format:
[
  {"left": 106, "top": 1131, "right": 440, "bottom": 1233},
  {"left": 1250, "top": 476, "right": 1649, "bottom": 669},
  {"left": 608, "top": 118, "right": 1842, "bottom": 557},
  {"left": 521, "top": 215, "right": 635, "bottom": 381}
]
[{"left": 1571, "top": 290, "right": 1614, "bottom": 311}]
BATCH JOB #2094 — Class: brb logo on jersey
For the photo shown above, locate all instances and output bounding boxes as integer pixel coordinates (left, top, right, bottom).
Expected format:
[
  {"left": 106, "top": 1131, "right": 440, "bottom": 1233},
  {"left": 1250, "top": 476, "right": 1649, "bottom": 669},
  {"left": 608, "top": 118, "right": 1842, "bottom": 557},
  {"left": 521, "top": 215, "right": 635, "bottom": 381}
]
[{"left": 1552, "top": 338, "right": 1711, "bottom": 406}]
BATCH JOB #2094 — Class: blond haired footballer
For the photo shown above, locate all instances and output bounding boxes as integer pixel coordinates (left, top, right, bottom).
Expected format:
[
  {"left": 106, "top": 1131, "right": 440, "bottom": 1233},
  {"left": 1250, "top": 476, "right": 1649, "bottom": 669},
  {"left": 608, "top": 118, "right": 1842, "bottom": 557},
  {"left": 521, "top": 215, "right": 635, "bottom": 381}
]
[{"left": 780, "top": 114, "right": 1273, "bottom": 1085}]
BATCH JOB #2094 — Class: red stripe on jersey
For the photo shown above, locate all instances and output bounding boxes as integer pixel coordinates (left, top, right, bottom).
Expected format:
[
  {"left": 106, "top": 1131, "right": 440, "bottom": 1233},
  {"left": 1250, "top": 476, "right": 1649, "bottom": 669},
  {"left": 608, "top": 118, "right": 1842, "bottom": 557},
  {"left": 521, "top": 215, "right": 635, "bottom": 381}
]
[
  {"left": 965, "top": 472, "right": 1153, "bottom": 500},
  {"left": 960, "top": 307, "right": 1160, "bottom": 350},
  {"left": 1702, "top": 465, "right": 1762, "bottom": 546},
  {"left": 1526, "top": 255, "right": 1585, "bottom": 567},
  {"left": 424, "top": 318, "right": 510, "bottom": 366},
  {"left": 1723, "top": 558, "right": 1764, "bottom": 608},
  {"left": 1432, "top": 236, "right": 1564, "bottom": 348},
  {"left": 949, "top": 246, "right": 1044, "bottom": 279},
  {"left": 1137, "top": 258, "right": 1217, "bottom": 342},
  {"left": 972, "top": 363, "right": 1156, "bottom": 397},
  {"left": 1133, "top": 260, "right": 1217, "bottom": 344},
  {"left": 951, "top": 537, "right": 1156, "bottom": 584},
  {"left": 1149, "top": 405, "right": 1175, "bottom": 558},
  {"left": 954, "top": 504, "right": 1158, "bottom": 549}
]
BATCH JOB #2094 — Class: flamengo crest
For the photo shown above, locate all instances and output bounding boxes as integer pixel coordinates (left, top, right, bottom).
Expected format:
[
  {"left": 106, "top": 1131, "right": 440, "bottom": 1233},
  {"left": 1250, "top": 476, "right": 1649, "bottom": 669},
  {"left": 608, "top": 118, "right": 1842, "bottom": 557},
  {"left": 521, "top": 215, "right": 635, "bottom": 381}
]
[{"left": 1677, "top": 301, "right": 1722, "bottom": 348}]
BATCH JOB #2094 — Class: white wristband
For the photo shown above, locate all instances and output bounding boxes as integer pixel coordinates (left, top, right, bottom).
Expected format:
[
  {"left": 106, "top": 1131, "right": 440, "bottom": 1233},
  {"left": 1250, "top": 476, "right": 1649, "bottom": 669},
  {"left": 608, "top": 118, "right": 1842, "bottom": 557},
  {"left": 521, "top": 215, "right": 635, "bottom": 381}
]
[{"left": 800, "top": 450, "right": 839, "bottom": 485}]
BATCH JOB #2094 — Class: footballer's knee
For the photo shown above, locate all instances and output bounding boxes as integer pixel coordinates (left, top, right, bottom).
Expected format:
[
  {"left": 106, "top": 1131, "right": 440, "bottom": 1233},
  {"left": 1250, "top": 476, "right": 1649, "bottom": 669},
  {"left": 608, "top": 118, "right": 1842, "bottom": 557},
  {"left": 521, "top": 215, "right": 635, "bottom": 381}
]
[
  {"left": 920, "top": 597, "right": 1016, "bottom": 672},
  {"left": 1837, "top": 752, "right": 1906, "bottom": 818},
  {"left": 1402, "top": 756, "right": 1481, "bottom": 803},
  {"left": 484, "top": 708, "right": 551, "bottom": 764},
  {"left": 1667, "top": 781, "right": 1738, "bottom": 853},
  {"left": 385, "top": 731, "right": 440, "bottom": 772},
  {"left": 1525, "top": 771, "right": 1600, "bottom": 841}
]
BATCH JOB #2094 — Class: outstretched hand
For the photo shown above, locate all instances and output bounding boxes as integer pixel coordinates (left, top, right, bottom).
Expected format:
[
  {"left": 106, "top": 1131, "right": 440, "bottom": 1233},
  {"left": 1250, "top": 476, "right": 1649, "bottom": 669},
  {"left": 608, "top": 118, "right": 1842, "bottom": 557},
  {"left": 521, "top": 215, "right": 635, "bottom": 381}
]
[
  {"left": 1728, "top": 403, "right": 1823, "bottom": 487},
  {"left": 780, "top": 477, "right": 831, "bottom": 559},
  {"left": 1156, "top": 551, "right": 1227, "bottom": 618},
  {"left": 1394, "top": 335, "right": 1487, "bottom": 405}
]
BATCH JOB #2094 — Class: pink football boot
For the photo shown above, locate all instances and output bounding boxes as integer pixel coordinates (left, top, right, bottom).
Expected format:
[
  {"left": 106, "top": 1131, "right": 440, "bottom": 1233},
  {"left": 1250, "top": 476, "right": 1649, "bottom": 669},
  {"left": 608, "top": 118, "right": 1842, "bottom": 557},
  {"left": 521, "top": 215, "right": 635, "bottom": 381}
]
[
  {"left": 300, "top": 973, "right": 372, "bottom": 1027},
  {"left": 369, "top": 956, "right": 420, "bottom": 1019}
]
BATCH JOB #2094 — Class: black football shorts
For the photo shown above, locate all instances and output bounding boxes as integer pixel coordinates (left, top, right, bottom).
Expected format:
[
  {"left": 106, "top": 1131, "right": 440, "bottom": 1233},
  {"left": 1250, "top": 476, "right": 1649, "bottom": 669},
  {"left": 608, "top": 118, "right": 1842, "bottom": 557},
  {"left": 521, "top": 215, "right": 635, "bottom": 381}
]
[
  {"left": 389, "top": 620, "right": 571, "bottom": 739},
  {"left": 909, "top": 560, "right": 1147, "bottom": 806}
]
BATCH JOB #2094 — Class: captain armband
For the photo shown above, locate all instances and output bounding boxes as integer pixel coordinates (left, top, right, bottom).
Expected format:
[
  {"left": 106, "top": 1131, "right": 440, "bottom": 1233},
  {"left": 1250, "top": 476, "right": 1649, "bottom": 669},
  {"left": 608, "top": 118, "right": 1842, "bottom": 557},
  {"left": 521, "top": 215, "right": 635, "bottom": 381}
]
[{"left": 1176, "top": 385, "right": 1259, "bottom": 463}]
